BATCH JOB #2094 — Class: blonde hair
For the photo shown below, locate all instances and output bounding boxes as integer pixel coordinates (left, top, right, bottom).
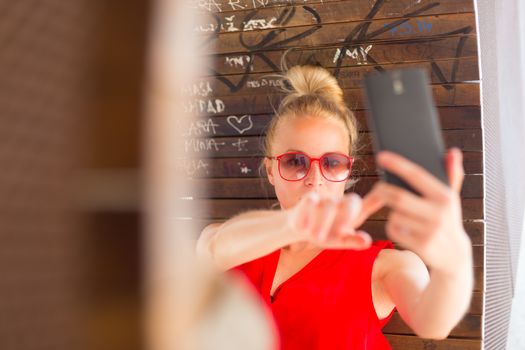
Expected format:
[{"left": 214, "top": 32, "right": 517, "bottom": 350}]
[{"left": 262, "top": 64, "right": 360, "bottom": 158}]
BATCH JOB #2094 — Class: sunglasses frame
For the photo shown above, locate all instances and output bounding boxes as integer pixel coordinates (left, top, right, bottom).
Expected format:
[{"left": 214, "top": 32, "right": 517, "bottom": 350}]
[{"left": 267, "top": 151, "right": 354, "bottom": 182}]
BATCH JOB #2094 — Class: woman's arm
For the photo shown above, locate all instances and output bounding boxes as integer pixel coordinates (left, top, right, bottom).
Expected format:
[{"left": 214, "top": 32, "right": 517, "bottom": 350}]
[
  {"left": 379, "top": 247, "right": 473, "bottom": 339},
  {"left": 196, "top": 209, "right": 303, "bottom": 271},
  {"left": 366, "top": 148, "right": 474, "bottom": 339},
  {"left": 196, "top": 192, "right": 379, "bottom": 272}
]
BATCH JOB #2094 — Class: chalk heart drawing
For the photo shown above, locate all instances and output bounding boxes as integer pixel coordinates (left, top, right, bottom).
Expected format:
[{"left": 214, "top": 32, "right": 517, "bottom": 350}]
[{"left": 227, "top": 114, "right": 253, "bottom": 134}]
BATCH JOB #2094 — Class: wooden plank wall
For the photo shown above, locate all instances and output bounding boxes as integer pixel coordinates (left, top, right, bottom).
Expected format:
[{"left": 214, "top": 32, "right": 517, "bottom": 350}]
[{"left": 185, "top": 0, "right": 482, "bottom": 349}]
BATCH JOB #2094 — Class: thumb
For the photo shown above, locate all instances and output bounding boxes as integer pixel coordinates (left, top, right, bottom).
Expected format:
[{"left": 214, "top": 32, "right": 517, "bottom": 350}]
[
  {"left": 447, "top": 147, "right": 465, "bottom": 193},
  {"left": 292, "top": 191, "right": 319, "bottom": 231},
  {"left": 355, "top": 185, "right": 386, "bottom": 228}
]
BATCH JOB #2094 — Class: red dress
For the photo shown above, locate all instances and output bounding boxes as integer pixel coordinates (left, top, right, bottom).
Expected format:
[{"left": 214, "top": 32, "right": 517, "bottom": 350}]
[{"left": 228, "top": 240, "right": 397, "bottom": 350}]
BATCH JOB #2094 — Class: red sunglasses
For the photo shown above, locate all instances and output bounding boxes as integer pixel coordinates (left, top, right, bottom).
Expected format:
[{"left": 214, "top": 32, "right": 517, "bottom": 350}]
[{"left": 267, "top": 151, "right": 354, "bottom": 182}]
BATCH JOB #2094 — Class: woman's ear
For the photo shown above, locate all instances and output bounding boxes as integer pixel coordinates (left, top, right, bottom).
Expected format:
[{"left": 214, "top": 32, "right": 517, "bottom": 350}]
[{"left": 264, "top": 158, "right": 275, "bottom": 186}]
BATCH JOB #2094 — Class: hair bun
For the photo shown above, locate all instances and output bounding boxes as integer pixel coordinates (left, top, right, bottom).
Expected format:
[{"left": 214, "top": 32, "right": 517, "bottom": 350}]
[
  {"left": 282, "top": 65, "right": 345, "bottom": 107},
  {"left": 263, "top": 63, "right": 360, "bottom": 162}
]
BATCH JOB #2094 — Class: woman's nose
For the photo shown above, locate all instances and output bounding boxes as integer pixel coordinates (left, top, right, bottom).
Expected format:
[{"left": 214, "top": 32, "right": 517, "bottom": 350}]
[{"left": 305, "top": 160, "right": 324, "bottom": 185}]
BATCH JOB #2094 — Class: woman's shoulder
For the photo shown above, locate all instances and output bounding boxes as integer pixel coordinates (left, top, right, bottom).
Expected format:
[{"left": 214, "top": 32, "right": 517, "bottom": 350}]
[{"left": 374, "top": 244, "right": 425, "bottom": 281}]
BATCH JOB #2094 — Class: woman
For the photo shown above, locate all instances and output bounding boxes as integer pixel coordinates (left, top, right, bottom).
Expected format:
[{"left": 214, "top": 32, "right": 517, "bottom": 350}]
[{"left": 196, "top": 65, "right": 474, "bottom": 349}]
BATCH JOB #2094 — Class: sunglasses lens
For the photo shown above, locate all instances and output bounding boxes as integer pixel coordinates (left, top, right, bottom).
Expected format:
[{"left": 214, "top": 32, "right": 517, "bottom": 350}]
[
  {"left": 278, "top": 153, "right": 352, "bottom": 181},
  {"left": 321, "top": 154, "right": 352, "bottom": 181},
  {"left": 279, "top": 153, "right": 309, "bottom": 180}
]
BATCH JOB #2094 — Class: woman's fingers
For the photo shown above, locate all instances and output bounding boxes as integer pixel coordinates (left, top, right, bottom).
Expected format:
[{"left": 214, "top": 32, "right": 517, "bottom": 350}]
[
  {"left": 330, "top": 193, "right": 362, "bottom": 235},
  {"left": 292, "top": 191, "right": 382, "bottom": 250},
  {"left": 294, "top": 192, "right": 318, "bottom": 232},
  {"left": 368, "top": 182, "right": 437, "bottom": 223},
  {"left": 376, "top": 151, "right": 450, "bottom": 202},
  {"left": 338, "top": 230, "right": 372, "bottom": 249},
  {"left": 356, "top": 189, "right": 386, "bottom": 228},
  {"left": 446, "top": 147, "right": 465, "bottom": 194},
  {"left": 385, "top": 211, "right": 427, "bottom": 243},
  {"left": 296, "top": 193, "right": 372, "bottom": 249},
  {"left": 317, "top": 194, "right": 374, "bottom": 250},
  {"left": 314, "top": 197, "right": 340, "bottom": 242}
]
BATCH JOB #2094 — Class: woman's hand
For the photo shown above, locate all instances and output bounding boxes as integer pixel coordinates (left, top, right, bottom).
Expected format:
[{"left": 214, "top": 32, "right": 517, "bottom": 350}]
[
  {"left": 365, "top": 147, "right": 472, "bottom": 275},
  {"left": 285, "top": 191, "right": 376, "bottom": 250}
]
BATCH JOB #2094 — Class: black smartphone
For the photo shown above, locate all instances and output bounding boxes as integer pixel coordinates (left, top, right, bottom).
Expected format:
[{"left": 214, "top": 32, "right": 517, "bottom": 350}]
[{"left": 363, "top": 68, "right": 449, "bottom": 195}]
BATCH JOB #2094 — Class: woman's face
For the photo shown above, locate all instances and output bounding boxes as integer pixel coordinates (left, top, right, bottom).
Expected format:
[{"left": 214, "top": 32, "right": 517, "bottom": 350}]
[{"left": 264, "top": 116, "right": 351, "bottom": 210}]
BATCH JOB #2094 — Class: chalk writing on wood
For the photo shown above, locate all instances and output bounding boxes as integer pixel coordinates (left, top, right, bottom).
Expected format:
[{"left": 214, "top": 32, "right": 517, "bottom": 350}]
[
  {"left": 182, "top": 81, "right": 214, "bottom": 97},
  {"left": 238, "top": 161, "right": 253, "bottom": 174},
  {"left": 183, "top": 98, "right": 226, "bottom": 114},
  {"left": 246, "top": 78, "right": 284, "bottom": 88},
  {"left": 330, "top": 1, "right": 474, "bottom": 92},
  {"left": 184, "top": 118, "right": 220, "bottom": 137},
  {"left": 333, "top": 45, "right": 373, "bottom": 65},
  {"left": 385, "top": 19, "right": 433, "bottom": 36},
  {"left": 232, "top": 138, "right": 249, "bottom": 151},
  {"left": 207, "top": 2, "right": 474, "bottom": 96},
  {"left": 184, "top": 138, "right": 226, "bottom": 153},
  {"left": 225, "top": 55, "right": 252, "bottom": 69},
  {"left": 182, "top": 159, "right": 211, "bottom": 176},
  {"left": 195, "top": 14, "right": 280, "bottom": 33},
  {"left": 190, "top": 0, "right": 304, "bottom": 12},
  {"left": 210, "top": 5, "right": 322, "bottom": 93},
  {"left": 227, "top": 114, "right": 254, "bottom": 134}
]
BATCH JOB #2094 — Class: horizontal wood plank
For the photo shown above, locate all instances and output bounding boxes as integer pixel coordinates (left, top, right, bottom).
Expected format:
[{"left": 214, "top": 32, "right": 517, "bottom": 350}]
[
  {"left": 386, "top": 334, "right": 480, "bottom": 350},
  {"left": 205, "top": 13, "right": 477, "bottom": 55},
  {"left": 183, "top": 83, "right": 480, "bottom": 116},
  {"left": 209, "top": 36, "right": 479, "bottom": 75},
  {"left": 202, "top": 57, "right": 479, "bottom": 96},
  {"left": 192, "top": 0, "right": 474, "bottom": 16},
  {"left": 194, "top": 0, "right": 474, "bottom": 29},
  {"left": 192, "top": 0, "right": 344, "bottom": 13},
  {"left": 180, "top": 129, "right": 482, "bottom": 157},
  {"left": 178, "top": 151, "right": 483, "bottom": 178},
  {"left": 182, "top": 107, "right": 481, "bottom": 140},
  {"left": 384, "top": 313, "right": 481, "bottom": 338}
]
